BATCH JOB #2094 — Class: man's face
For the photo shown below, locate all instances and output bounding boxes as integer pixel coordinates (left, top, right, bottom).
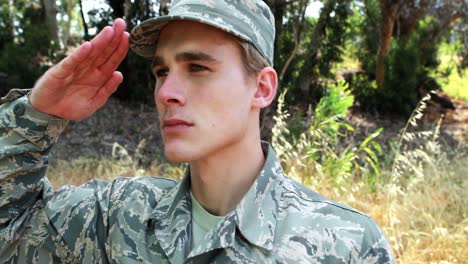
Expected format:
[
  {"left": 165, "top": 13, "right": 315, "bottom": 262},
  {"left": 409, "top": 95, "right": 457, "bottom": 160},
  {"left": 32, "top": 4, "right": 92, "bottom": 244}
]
[{"left": 153, "top": 21, "right": 258, "bottom": 163}]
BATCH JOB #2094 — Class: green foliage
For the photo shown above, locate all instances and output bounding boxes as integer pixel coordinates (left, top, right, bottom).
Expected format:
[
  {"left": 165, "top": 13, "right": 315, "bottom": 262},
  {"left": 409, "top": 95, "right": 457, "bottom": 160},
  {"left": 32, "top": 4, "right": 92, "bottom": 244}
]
[
  {"left": 432, "top": 37, "right": 468, "bottom": 101},
  {"left": 354, "top": 0, "right": 380, "bottom": 74},
  {"left": 273, "top": 81, "right": 383, "bottom": 188},
  {"left": 380, "top": 38, "right": 421, "bottom": 114},
  {"left": 348, "top": 4, "right": 449, "bottom": 116},
  {"left": 350, "top": 36, "right": 424, "bottom": 115},
  {"left": 0, "top": 1, "right": 14, "bottom": 50},
  {"left": 439, "top": 67, "right": 468, "bottom": 101},
  {"left": 277, "top": 0, "right": 352, "bottom": 105},
  {"left": 312, "top": 81, "right": 354, "bottom": 142},
  {"left": 0, "top": 1, "right": 58, "bottom": 93}
]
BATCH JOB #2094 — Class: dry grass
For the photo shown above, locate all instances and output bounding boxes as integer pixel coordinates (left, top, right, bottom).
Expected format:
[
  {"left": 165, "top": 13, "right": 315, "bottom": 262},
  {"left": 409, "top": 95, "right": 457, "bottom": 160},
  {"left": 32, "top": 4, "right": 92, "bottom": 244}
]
[
  {"left": 47, "top": 158, "right": 185, "bottom": 189},
  {"left": 314, "top": 154, "right": 468, "bottom": 263},
  {"left": 270, "top": 89, "right": 467, "bottom": 263}
]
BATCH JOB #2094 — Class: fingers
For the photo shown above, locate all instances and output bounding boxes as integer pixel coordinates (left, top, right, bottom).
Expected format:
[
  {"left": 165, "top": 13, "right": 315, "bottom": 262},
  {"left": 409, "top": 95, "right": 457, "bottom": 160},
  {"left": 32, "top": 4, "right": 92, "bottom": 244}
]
[
  {"left": 94, "top": 18, "right": 127, "bottom": 67},
  {"left": 92, "top": 71, "right": 123, "bottom": 109},
  {"left": 73, "top": 25, "right": 114, "bottom": 71},
  {"left": 66, "top": 30, "right": 128, "bottom": 86},
  {"left": 74, "top": 19, "right": 127, "bottom": 77},
  {"left": 89, "top": 26, "right": 115, "bottom": 57},
  {"left": 50, "top": 42, "right": 92, "bottom": 79},
  {"left": 99, "top": 32, "right": 130, "bottom": 75}
]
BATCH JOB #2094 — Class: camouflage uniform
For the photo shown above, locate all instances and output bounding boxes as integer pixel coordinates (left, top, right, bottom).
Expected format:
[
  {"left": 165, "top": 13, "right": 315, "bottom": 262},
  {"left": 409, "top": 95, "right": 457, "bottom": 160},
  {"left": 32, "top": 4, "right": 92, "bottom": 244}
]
[
  {"left": 1, "top": 0, "right": 395, "bottom": 263},
  {"left": 0, "top": 91, "right": 395, "bottom": 263},
  {"left": 129, "top": 0, "right": 276, "bottom": 65}
]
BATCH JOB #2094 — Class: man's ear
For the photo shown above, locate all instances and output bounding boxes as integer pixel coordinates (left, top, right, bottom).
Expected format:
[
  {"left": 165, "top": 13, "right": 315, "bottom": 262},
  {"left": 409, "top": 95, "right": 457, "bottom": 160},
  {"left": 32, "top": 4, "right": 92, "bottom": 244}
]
[{"left": 251, "top": 67, "right": 278, "bottom": 109}]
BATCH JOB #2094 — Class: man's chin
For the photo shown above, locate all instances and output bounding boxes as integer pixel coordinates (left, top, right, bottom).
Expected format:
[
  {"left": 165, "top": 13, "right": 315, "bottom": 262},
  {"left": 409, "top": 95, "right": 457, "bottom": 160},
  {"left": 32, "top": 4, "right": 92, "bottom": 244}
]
[{"left": 163, "top": 146, "right": 193, "bottom": 163}]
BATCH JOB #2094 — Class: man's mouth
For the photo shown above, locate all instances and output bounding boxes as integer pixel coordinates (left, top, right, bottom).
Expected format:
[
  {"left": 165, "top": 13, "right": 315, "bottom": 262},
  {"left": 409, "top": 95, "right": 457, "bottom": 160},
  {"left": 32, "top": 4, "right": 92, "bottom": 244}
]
[{"left": 162, "top": 119, "right": 194, "bottom": 133}]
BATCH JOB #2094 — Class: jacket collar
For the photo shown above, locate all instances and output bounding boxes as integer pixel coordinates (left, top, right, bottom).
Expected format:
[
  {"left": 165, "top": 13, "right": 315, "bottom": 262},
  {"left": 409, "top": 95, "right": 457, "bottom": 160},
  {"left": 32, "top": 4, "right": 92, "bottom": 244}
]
[
  {"left": 151, "top": 169, "right": 192, "bottom": 264},
  {"left": 151, "top": 142, "right": 285, "bottom": 262},
  {"left": 233, "top": 142, "right": 284, "bottom": 251}
]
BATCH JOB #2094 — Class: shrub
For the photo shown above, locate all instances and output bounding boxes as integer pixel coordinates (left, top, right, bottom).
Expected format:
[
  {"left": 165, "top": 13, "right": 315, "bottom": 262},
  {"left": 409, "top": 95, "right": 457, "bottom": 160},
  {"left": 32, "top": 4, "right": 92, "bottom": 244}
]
[{"left": 272, "top": 80, "right": 383, "bottom": 188}]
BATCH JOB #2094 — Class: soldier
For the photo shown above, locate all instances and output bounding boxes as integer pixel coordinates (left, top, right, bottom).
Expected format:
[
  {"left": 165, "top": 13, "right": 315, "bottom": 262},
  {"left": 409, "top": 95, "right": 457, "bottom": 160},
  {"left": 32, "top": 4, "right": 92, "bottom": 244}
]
[{"left": 0, "top": 0, "right": 395, "bottom": 263}]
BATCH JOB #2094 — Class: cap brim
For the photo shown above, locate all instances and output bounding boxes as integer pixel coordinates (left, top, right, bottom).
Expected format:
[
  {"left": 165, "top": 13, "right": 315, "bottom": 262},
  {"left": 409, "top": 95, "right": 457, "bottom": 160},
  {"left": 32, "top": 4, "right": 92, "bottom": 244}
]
[{"left": 129, "top": 14, "right": 251, "bottom": 59}]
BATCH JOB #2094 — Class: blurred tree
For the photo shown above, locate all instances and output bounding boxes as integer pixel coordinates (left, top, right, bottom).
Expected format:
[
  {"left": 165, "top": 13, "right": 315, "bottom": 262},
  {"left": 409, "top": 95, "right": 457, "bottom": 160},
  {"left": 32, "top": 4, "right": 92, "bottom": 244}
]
[
  {"left": 375, "top": 0, "right": 403, "bottom": 88},
  {"left": 375, "top": 0, "right": 467, "bottom": 89},
  {"left": 349, "top": 0, "right": 467, "bottom": 115},
  {"left": 78, "top": 0, "right": 90, "bottom": 39},
  {"left": 296, "top": 0, "right": 352, "bottom": 99},
  {"left": 269, "top": 0, "right": 352, "bottom": 104},
  {"left": 0, "top": 0, "right": 58, "bottom": 95},
  {"left": 61, "top": 0, "right": 73, "bottom": 47},
  {"left": 55, "top": 0, "right": 86, "bottom": 48},
  {"left": 276, "top": 0, "right": 309, "bottom": 82},
  {"left": 41, "top": 0, "right": 61, "bottom": 48},
  {"left": 0, "top": 0, "right": 14, "bottom": 51}
]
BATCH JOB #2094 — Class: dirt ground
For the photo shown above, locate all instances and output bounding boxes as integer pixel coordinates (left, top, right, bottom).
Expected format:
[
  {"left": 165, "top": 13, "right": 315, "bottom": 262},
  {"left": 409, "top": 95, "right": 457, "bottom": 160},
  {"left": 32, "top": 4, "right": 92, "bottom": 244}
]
[{"left": 49, "top": 98, "right": 163, "bottom": 165}]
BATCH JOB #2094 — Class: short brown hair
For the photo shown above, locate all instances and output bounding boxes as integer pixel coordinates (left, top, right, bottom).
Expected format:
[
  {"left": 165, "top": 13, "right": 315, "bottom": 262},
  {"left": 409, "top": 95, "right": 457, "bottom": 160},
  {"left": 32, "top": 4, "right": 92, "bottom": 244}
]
[
  {"left": 237, "top": 40, "right": 270, "bottom": 77},
  {"left": 236, "top": 40, "right": 271, "bottom": 128}
]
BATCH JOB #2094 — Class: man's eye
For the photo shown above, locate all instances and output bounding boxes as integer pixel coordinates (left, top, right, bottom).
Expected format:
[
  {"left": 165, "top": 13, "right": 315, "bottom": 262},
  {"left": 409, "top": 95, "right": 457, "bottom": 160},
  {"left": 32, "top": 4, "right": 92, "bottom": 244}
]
[
  {"left": 155, "top": 69, "right": 169, "bottom": 77},
  {"left": 190, "top": 64, "right": 207, "bottom": 72}
]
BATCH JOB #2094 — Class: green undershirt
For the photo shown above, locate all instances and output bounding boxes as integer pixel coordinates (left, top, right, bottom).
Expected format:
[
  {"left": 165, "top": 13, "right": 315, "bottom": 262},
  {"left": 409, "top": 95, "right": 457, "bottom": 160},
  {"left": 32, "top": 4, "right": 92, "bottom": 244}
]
[{"left": 190, "top": 192, "right": 225, "bottom": 249}]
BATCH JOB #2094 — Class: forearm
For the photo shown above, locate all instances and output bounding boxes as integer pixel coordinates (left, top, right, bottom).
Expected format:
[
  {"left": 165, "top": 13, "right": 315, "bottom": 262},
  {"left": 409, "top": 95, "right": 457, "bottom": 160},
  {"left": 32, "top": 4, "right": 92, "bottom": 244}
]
[
  {"left": 0, "top": 89, "right": 68, "bottom": 227},
  {"left": 0, "top": 92, "right": 114, "bottom": 261}
]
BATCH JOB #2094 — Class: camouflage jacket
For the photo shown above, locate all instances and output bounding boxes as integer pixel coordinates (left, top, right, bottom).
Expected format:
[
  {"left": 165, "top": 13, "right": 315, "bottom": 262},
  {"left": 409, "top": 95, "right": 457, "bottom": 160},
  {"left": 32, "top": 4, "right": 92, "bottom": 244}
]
[{"left": 0, "top": 90, "right": 395, "bottom": 263}]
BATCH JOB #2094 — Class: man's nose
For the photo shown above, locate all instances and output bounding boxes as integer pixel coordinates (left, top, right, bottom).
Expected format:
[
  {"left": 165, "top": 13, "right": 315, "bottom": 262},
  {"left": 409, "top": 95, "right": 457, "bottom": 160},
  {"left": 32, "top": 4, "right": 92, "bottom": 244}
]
[{"left": 155, "top": 74, "right": 186, "bottom": 106}]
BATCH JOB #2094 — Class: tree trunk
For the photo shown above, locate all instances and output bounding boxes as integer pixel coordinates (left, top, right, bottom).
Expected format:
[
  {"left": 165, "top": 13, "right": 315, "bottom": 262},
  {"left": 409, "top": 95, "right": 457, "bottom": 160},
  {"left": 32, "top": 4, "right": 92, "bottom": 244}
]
[
  {"left": 110, "top": 0, "right": 125, "bottom": 17},
  {"left": 279, "top": 0, "right": 309, "bottom": 81},
  {"left": 41, "top": 0, "right": 61, "bottom": 48},
  {"left": 264, "top": 0, "right": 286, "bottom": 66},
  {"left": 376, "top": 0, "right": 401, "bottom": 88},
  {"left": 399, "top": 0, "right": 429, "bottom": 42},
  {"left": 296, "top": 0, "right": 337, "bottom": 91},
  {"left": 78, "top": 0, "right": 90, "bottom": 40},
  {"left": 8, "top": 0, "right": 14, "bottom": 41},
  {"left": 62, "top": 0, "right": 74, "bottom": 49}
]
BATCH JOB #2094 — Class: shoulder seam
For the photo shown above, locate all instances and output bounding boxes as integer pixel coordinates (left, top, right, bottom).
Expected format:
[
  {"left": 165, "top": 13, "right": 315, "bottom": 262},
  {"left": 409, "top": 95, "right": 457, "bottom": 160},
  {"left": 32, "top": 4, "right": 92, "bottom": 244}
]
[
  {"left": 283, "top": 176, "right": 371, "bottom": 218},
  {"left": 113, "top": 176, "right": 179, "bottom": 184},
  {"left": 136, "top": 176, "right": 180, "bottom": 184},
  {"left": 311, "top": 199, "right": 371, "bottom": 218}
]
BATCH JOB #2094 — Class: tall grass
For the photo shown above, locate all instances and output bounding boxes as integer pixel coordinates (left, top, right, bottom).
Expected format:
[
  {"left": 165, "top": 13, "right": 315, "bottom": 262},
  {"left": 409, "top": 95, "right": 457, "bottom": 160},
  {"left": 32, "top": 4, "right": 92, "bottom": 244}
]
[
  {"left": 48, "top": 149, "right": 185, "bottom": 188},
  {"left": 47, "top": 83, "right": 467, "bottom": 263},
  {"left": 270, "top": 83, "right": 467, "bottom": 262}
]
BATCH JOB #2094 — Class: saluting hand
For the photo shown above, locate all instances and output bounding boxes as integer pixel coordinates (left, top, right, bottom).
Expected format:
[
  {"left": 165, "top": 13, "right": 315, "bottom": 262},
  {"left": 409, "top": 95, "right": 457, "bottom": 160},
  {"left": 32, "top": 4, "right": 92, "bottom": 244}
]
[{"left": 29, "top": 18, "right": 129, "bottom": 121}]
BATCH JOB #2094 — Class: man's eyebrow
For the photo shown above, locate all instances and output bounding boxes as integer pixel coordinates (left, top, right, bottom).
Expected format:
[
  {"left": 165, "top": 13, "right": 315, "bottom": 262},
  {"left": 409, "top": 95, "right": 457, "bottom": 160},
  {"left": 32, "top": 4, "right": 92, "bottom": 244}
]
[
  {"left": 152, "top": 51, "right": 220, "bottom": 69},
  {"left": 175, "top": 51, "right": 219, "bottom": 63}
]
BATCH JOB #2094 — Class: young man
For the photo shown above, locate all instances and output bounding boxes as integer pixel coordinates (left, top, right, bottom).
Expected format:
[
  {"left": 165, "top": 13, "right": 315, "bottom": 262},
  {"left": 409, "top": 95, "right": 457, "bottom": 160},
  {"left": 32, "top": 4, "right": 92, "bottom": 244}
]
[{"left": 0, "top": 0, "right": 395, "bottom": 263}]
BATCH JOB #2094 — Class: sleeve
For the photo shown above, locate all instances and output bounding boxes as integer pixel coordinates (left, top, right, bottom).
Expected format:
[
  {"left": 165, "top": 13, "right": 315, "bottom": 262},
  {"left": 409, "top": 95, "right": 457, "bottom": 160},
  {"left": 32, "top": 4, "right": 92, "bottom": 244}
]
[
  {"left": 0, "top": 90, "right": 115, "bottom": 263},
  {"left": 357, "top": 217, "right": 396, "bottom": 264}
]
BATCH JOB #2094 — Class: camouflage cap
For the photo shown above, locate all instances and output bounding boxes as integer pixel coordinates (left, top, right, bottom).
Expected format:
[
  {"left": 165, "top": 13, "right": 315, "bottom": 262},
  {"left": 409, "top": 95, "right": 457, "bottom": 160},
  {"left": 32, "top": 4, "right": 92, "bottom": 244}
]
[{"left": 129, "top": 0, "right": 276, "bottom": 66}]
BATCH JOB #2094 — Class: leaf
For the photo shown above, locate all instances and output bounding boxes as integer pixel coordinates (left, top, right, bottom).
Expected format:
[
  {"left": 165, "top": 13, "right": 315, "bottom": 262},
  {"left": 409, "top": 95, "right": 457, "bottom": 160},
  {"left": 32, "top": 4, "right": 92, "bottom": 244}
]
[{"left": 365, "top": 147, "right": 380, "bottom": 163}]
